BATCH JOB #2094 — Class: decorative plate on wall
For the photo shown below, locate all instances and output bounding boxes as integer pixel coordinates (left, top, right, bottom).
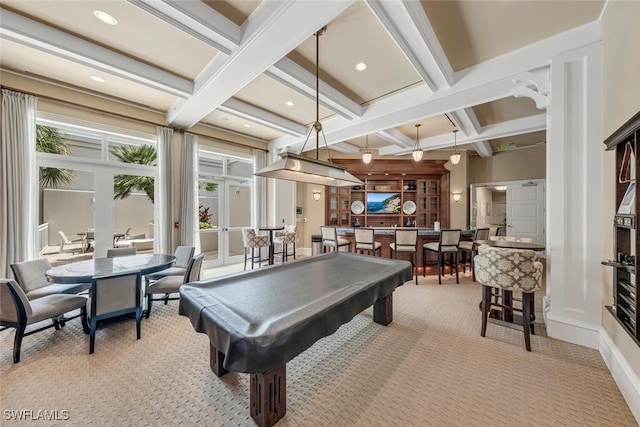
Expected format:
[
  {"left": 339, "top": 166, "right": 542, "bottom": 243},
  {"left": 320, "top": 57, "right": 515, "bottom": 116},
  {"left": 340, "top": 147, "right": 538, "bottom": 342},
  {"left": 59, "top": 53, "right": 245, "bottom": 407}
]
[
  {"left": 402, "top": 200, "right": 417, "bottom": 215},
  {"left": 351, "top": 200, "right": 365, "bottom": 214}
]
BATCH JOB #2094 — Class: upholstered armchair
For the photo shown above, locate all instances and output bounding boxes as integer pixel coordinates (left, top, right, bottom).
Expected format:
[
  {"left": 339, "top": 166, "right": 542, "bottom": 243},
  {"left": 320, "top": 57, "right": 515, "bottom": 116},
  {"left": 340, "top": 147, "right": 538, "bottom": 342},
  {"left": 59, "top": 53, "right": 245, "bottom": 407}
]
[
  {"left": 11, "top": 258, "right": 90, "bottom": 300},
  {"left": 87, "top": 271, "right": 142, "bottom": 354},
  {"left": 106, "top": 247, "right": 137, "bottom": 258},
  {"left": 1, "top": 278, "right": 88, "bottom": 363},
  {"left": 145, "top": 254, "right": 204, "bottom": 318},
  {"left": 474, "top": 245, "right": 543, "bottom": 351},
  {"left": 146, "top": 246, "right": 195, "bottom": 282}
]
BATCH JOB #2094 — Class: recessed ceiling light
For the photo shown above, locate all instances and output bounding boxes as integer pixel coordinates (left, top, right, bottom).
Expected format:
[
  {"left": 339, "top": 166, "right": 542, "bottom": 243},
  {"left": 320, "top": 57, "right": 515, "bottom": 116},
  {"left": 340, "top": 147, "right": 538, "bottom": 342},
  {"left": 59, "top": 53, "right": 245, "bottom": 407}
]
[
  {"left": 285, "top": 101, "right": 294, "bottom": 107},
  {"left": 243, "top": 124, "right": 251, "bottom": 128},
  {"left": 355, "top": 62, "right": 367, "bottom": 71},
  {"left": 90, "top": 76, "right": 105, "bottom": 83},
  {"left": 93, "top": 10, "right": 118, "bottom": 26}
]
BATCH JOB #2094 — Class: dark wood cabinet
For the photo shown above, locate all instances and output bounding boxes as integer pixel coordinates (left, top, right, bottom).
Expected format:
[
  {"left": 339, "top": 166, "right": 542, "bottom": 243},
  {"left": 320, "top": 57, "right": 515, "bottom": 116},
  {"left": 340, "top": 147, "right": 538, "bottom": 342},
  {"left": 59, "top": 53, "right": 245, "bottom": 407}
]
[
  {"left": 604, "top": 111, "right": 640, "bottom": 345},
  {"left": 325, "top": 159, "right": 449, "bottom": 228}
]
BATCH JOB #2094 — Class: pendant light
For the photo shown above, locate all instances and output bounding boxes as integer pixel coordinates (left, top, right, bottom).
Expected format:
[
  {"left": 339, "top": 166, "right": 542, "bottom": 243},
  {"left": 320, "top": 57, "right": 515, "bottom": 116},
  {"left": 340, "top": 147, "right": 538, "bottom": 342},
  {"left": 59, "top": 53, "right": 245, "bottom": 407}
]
[
  {"left": 362, "top": 135, "right": 372, "bottom": 164},
  {"left": 412, "top": 124, "right": 423, "bottom": 162},
  {"left": 449, "top": 129, "right": 461, "bottom": 165},
  {"left": 254, "top": 28, "right": 362, "bottom": 187}
]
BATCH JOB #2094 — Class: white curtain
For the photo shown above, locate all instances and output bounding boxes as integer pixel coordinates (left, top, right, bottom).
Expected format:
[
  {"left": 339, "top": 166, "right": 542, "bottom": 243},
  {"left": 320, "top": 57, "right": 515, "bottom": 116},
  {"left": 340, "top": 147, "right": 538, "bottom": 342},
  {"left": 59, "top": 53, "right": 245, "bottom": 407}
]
[
  {"left": 252, "top": 149, "right": 267, "bottom": 228},
  {"left": 155, "top": 127, "right": 173, "bottom": 254},
  {"left": 1, "top": 90, "right": 38, "bottom": 278},
  {"left": 179, "top": 133, "right": 199, "bottom": 251}
]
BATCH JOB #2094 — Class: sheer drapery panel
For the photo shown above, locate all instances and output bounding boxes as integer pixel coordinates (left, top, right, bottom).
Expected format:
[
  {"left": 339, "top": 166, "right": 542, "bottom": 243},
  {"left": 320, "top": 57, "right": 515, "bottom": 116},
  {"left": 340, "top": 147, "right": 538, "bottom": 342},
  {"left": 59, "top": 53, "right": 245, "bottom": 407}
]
[{"left": 1, "top": 90, "right": 38, "bottom": 278}]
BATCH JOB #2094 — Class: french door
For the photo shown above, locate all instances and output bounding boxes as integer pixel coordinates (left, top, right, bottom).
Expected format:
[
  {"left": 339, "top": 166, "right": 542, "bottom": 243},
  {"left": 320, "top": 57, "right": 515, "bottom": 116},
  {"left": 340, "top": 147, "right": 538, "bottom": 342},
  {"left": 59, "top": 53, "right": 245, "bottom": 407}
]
[{"left": 199, "top": 178, "right": 252, "bottom": 268}]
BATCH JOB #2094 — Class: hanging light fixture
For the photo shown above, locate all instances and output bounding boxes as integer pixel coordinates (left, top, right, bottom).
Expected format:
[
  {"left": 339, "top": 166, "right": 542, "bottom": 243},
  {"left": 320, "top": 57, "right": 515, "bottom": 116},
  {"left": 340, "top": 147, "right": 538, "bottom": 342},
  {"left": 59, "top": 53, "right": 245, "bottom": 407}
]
[
  {"left": 449, "top": 129, "right": 461, "bottom": 165},
  {"left": 362, "top": 135, "right": 372, "bottom": 164},
  {"left": 255, "top": 28, "right": 362, "bottom": 187},
  {"left": 412, "top": 124, "right": 423, "bottom": 162}
]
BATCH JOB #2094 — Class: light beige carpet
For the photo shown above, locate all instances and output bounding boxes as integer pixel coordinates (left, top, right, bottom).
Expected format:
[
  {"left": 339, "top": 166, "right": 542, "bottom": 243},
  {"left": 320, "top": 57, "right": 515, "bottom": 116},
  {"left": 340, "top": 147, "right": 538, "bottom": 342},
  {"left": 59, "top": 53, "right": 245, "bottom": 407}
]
[{"left": 1, "top": 270, "right": 636, "bottom": 426}]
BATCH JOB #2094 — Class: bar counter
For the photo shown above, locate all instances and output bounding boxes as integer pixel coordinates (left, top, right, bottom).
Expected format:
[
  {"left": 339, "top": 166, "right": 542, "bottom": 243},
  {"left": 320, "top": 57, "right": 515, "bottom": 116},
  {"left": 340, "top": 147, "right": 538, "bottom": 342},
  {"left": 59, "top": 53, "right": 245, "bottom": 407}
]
[{"left": 335, "top": 227, "right": 474, "bottom": 267}]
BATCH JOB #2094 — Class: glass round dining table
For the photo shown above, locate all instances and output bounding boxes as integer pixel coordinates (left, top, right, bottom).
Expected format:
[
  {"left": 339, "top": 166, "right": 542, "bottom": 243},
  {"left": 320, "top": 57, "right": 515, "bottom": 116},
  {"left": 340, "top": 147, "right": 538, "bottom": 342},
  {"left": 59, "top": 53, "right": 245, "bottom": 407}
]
[{"left": 46, "top": 254, "right": 176, "bottom": 284}]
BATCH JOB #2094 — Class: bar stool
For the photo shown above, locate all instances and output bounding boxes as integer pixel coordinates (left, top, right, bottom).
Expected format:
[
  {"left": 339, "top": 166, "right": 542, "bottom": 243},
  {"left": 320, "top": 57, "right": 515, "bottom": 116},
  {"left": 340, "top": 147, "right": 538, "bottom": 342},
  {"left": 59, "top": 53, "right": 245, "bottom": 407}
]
[
  {"left": 242, "top": 228, "right": 270, "bottom": 271},
  {"left": 460, "top": 227, "right": 490, "bottom": 273},
  {"left": 321, "top": 226, "right": 351, "bottom": 252},
  {"left": 354, "top": 228, "right": 382, "bottom": 256},
  {"left": 274, "top": 225, "right": 297, "bottom": 262},
  {"left": 474, "top": 245, "right": 543, "bottom": 351},
  {"left": 389, "top": 229, "right": 418, "bottom": 284},
  {"left": 423, "top": 229, "right": 461, "bottom": 284}
]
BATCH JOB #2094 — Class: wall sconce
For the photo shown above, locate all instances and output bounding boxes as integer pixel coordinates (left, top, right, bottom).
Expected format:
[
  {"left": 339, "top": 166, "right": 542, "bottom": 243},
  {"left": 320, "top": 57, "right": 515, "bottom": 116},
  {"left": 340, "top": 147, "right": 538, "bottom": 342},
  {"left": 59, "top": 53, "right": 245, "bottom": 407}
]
[
  {"left": 452, "top": 192, "right": 461, "bottom": 202},
  {"left": 312, "top": 191, "right": 321, "bottom": 201}
]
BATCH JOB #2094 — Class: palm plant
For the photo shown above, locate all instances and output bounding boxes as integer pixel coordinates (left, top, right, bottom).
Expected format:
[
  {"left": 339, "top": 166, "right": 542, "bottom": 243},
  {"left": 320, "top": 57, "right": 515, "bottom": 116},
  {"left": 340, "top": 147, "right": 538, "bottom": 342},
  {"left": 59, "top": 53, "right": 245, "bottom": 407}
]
[
  {"left": 36, "top": 125, "right": 76, "bottom": 188},
  {"left": 112, "top": 144, "right": 156, "bottom": 202}
]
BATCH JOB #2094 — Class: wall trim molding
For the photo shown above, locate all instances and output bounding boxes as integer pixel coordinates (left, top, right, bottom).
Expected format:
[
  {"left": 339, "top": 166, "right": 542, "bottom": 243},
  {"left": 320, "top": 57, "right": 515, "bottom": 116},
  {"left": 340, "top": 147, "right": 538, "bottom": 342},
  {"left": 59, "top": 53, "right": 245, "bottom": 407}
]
[
  {"left": 545, "top": 314, "right": 601, "bottom": 349},
  {"left": 600, "top": 329, "right": 640, "bottom": 423}
]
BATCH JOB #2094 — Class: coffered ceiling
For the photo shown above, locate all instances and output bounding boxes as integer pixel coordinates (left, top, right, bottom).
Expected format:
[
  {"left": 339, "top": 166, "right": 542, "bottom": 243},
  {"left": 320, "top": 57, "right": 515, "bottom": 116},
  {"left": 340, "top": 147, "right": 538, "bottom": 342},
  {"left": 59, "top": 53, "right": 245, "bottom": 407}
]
[{"left": 0, "top": 0, "right": 605, "bottom": 158}]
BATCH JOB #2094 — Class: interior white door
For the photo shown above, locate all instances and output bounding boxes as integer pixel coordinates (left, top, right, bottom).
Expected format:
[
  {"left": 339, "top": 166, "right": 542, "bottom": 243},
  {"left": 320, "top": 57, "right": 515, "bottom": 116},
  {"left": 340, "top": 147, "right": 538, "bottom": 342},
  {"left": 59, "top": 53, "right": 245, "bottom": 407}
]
[{"left": 506, "top": 182, "right": 545, "bottom": 244}]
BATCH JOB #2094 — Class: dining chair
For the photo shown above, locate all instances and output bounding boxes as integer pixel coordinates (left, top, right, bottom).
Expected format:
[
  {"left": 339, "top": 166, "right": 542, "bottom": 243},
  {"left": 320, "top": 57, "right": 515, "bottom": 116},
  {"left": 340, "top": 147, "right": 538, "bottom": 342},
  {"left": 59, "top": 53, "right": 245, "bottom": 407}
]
[
  {"left": 354, "top": 228, "right": 382, "bottom": 256},
  {"left": 0, "top": 278, "right": 88, "bottom": 363},
  {"left": 145, "top": 253, "right": 204, "bottom": 318},
  {"left": 274, "top": 225, "right": 297, "bottom": 262},
  {"left": 474, "top": 245, "right": 543, "bottom": 351},
  {"left": 389, "top": 229, "right": 418, "bottom": 284},
  {"left": 242, "top": 228, "right": 271, "bottom": 271},
  {"left": 459, "top": 227, "right": 490, "bottom": 273},
  {"left": 58, "top": 230, "right": 83, "bottom": 254},
  {"left": 11, "top": 258, "right": 90, "bottom": 300},
  {"left": 106, "top": 247, "right": 137, "bottom": 258},
  {"left": 86, "top": 270, "right": 142, "bottom": 354},
  {"left": 320, "top": 226, "right": 351, "bottom": 253},
  {"left": 423, "top": 229, "right": 462, "bottom": 284},
  {"left": 145, "top": 246, "right": 195, "bottom": 282}
]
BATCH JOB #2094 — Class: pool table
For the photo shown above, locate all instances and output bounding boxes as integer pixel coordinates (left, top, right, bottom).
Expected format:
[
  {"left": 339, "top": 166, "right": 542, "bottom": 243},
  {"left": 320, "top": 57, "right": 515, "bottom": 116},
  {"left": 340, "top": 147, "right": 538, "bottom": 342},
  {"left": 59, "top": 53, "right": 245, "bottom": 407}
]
[{"left": 179, "top": 251, "right": 413, "bottom": 427}]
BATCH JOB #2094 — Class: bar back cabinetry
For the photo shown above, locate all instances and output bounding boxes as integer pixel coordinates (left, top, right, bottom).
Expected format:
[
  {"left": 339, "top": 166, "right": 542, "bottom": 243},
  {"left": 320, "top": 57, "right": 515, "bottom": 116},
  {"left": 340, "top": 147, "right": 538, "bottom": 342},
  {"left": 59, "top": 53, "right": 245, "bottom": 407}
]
[
  {"left": 325, "top": 160, "right": 449, "bottom": 228},
  {"left": 603, "top": 111, "right": 640, "bottom": 345}
]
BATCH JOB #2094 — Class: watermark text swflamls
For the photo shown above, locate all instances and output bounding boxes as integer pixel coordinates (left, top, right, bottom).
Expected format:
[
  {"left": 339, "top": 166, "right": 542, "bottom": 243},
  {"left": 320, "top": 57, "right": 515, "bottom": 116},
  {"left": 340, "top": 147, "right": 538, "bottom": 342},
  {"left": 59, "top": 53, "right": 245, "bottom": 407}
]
[{"left": 4, "top": 409, "right": 69, "bottom": 421}]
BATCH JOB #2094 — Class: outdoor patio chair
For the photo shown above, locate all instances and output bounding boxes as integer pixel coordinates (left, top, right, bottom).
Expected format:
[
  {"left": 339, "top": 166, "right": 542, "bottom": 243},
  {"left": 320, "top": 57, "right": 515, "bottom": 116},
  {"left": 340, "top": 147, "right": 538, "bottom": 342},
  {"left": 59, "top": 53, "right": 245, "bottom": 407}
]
[{"left": 58, "top": 230, "right": 83, "bottom": 254}]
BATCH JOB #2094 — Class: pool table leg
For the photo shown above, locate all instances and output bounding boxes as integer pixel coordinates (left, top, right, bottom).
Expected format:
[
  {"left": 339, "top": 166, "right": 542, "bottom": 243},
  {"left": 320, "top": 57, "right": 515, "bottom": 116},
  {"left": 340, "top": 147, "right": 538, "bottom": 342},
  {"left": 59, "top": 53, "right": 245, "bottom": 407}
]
[
  {"left": 250, "top": 365, "right": 286, "bottom": 427},
  {"left": 210, "top": 343, "right": 229, "bottom": 377},
  {"left": 373, "top": 293, "right": 393, "bottom": 326}
]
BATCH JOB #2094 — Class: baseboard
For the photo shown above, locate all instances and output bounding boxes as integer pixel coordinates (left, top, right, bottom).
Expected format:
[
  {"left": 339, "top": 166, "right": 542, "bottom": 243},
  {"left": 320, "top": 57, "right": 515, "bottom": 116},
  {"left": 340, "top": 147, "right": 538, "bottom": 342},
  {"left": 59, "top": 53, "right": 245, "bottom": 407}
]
[
  {"left": 600, "top": 329, "right": 640, "bottom": 424},
  {"left": 545, "top": 313, "right": 601, "bottom": 349},
  {"left": 297, "top": 247, "right": 311, "bottom": 257}
]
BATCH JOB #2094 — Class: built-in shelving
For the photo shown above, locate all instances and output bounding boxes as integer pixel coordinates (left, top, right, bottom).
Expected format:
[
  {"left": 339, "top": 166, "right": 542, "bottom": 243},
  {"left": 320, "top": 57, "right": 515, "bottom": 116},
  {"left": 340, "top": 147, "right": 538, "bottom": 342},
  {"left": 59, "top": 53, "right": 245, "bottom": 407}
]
[
  {"left": 603, "top": 111, "right": 640, "bottom": 345},
  {"left": 325, "top": 159, "right": 449, "bottom": 228}
]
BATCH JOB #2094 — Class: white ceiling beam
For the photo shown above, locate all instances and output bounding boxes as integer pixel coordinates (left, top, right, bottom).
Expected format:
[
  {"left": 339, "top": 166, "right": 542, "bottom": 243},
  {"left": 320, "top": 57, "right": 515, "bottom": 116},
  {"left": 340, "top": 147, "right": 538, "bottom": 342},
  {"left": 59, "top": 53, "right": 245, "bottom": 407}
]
[
  {"left": 375, "top": 128, "right": 415, "bottom": 149},
  {"left": 473, "top": 141, "right": 494, "bottom": 158},
  {"left": 0, "top": 9, "right": 193, "bottom": 97},
  {"left": 365, "top": 0, "right": 453, "bottom": 92},
  {"left": 448, "top": 108, "right": 493, "bottom": 157},
  {"left": 270, "top": 21, "right": 599, "bottom": 153},
  {"left": 379, "top": 114, "right": 546, "bottom": 155},
  {"left": 129, "top": 0, "right": 362, "bottom": 122},
  {"left": 219, "top": 98, "right": 308, "bottom": 137},
  {"left": 265, "top": 57, "right": 363, "bottom": 120},
  {"left": 328, "top": 142, "right": 360, "bottom": 154},
  {"left": 166, "top": 0, "right": 355, "bottom": 127},
  {"left": 125, "top": 0, "right": 240, "bottom": 54}
]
